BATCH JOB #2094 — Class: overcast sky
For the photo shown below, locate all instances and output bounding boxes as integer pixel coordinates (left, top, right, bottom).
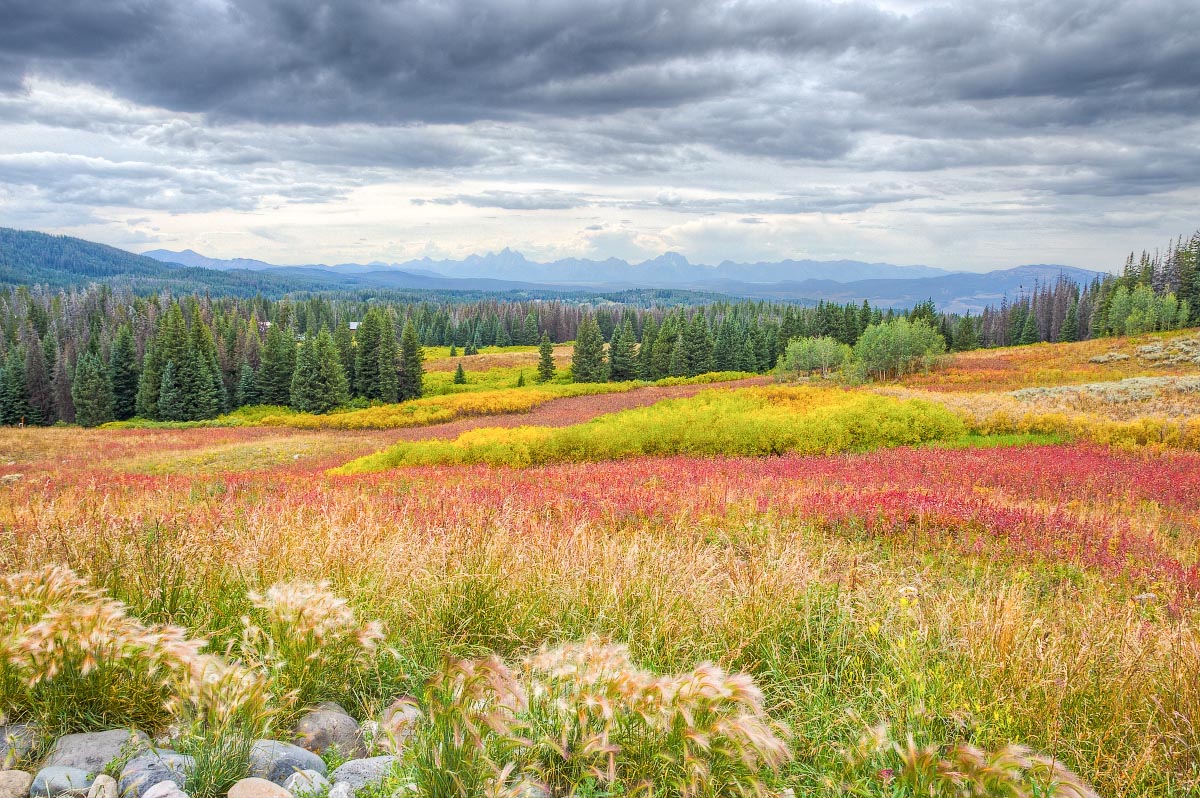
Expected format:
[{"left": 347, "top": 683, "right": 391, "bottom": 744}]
[{"left": 0, "top": 0, "right": 1197, "bottom": 271}]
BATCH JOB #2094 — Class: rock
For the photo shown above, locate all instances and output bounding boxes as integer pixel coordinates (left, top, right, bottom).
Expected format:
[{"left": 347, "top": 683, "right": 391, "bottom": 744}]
[
  {"left": 375, "top": 700, "right": 421, "bottom": 754},
  {"left": 139, "top": 783, "right": 186, "bottom": 798},
  {"left": 247, "top": 741, "right": 326, "bottom": 786},
  {"left": 31, "top": 767, "right": 95, "bottom": 798},
  {"left": 326, "top": 784, "right": 352, "bottom": 798},
  {"left": 328, "top": 757, "right": 396, "bottom": 795},
  {"left": 281, "top": 771, "right": 329, "bottom": 798},
  {"left": 117, "top": 750, "right": 194, "bottom": 798},
  {"left": 44, "top": 730, "right": 150, "bottom": 774},
  {"left": 227, "top": 778, "right": 291, "bottom": 798},
  {"left": 0, "top": 771, "right": 33, "bottom": 798},
  {"left": 85, "top": 776, "right": 117, "bottom": 798},
  {"left": 291, "top": 707, "right": 366, "bottom": 759},
  {"left": 1, "top": 724, "right": 37, "bottom": 768}
]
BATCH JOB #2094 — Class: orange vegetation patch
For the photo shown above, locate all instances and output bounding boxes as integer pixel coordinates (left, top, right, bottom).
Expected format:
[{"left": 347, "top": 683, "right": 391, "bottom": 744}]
[{"left": 904, "top": 330, "right": 1200, "bottom": 393}]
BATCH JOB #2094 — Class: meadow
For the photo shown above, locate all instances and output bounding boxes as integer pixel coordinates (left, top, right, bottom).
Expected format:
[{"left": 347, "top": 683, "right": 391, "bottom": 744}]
[{"left": 3, "top": 333, "right": 1200, "bottom": 797}]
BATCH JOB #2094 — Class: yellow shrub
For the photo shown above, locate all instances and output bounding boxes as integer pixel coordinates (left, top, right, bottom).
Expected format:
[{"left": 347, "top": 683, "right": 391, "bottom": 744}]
[{"left": 336, "top": 386, "right": 966, "bottom": 472}]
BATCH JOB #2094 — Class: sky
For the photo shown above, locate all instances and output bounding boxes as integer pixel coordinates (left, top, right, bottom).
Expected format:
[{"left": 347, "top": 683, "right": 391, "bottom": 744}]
[{"left": 0, "top": 0, "right": 1197, "bottom": 272}]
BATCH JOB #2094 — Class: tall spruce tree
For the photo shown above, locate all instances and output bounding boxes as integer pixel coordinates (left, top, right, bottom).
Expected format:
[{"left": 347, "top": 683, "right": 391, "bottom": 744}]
[
  {"left": 333, "top": 320, "right": 357, "bottom": 395},
  {"left": 157, "top": 360, "right": 185, "bottom": 423},
  {"left": 354, "top": 310, "right": 384, "bottom": 399},
  {"left": 53, "top": 356, "right": 75, "bottom": 424},
  {"left": 108, "top": 324, "right": 140, "bottom": 421},
  {"left": 257, "top": 321, "right": 297, "bottom": 405},
  {"left": 637, "top": 316, "right": 658, "bottom": 378},
  {"left": 571, "top": 314, "right": 608, "bottom": 383},
  {"left": 1060, "top": 299, "right": 1080, "bottom": 342},
  {"left": 376, "top": 316, "right": 399, "bottom": 402},
  {"left": 536, "top": 332, "right": 557, "bottom": 383},
  {"left": 71, "top": 350, "right": 113, "bottom": 428},
  {"left": 24, "top": 332, "right": 53, "bottom": 424},
  {"left": 397, "top": 319, "right": 425, "bottom": 401},
  {"left": 290, "top": 329, "right": 349, "bottom": 414},
  {"left": 235, "top": 359, "right": 258, "bottom": 407},
  {"left": 608, "top": 319, "right": 638, "bottom": 381}
]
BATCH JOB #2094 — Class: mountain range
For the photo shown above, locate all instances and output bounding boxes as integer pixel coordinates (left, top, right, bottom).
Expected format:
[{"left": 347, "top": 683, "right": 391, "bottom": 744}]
[
  {"left": 142, "top": 246, "right": 1102, "bottom": 313},
  {"left": 0, "top": 227, "right": 1104, "bottom": 312}
]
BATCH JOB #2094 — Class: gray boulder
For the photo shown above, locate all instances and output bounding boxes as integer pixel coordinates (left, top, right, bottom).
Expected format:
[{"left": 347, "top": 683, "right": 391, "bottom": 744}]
[
  {"left": 328, "top": 757, "right": 396, "bottom": 795},
  {"left": 226, "top": 778, "right": 290, "bottom": 798},
  {"left": 281, "top": 770, "right": 329, "bottom": 798},
  {"left": 0, "top": 771, "right": 34, "bottom": 798},
  {"left": 139, "top": 784, "right": 186, "bottom": 798},
  {"left": 44, "top": 730, "right": 149, "bottom": 774},
  {"left": 117, "top": 750, "right": 194, "bottom": 798},
  {"left": 291, "top": 706, "right": 366, "bottom": 759},
  {"left": 31, "top": 767, "right": 95, "bottom": 798},
  {"left": 85, "top": 775, "right": 118, "bottom": 798},
  {"left": 0, "top": 724, "right": 37, "bottom": 768},
  {"left": 247, "top": 741, "right": 325, "bottom": 786}
]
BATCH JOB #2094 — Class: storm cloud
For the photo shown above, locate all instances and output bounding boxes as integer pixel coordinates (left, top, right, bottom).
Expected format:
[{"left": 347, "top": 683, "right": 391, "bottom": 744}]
[{"left": 0, "top": 0, "right": 1197, "bottom": 269}]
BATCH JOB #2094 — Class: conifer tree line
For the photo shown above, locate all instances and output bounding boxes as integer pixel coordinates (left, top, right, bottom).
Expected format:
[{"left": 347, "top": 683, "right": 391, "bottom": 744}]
[
  {"left": 0, "top": 287, "right": 892, "bottom": 425},
  {"left": 967, "top": 231, "right": 1199, "bottom": 348},
  {"left": 0, "top": 230, "right": 1195, "bottom": 426}
]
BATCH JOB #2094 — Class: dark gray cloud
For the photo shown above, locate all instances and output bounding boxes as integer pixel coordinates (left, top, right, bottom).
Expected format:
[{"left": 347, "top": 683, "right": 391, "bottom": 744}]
[{"left": 0, "top": 0, "right": 1198, "bottom": 267}]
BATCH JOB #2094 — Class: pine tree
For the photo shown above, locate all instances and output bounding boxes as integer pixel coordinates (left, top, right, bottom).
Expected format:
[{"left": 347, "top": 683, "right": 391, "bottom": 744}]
[
  {"left": 257, "top": 321, "right": 297, "bottom": 405},
  {"left": 24, "top": 333, "right": 53, "bottom": 424},
  {"left": 637, "top": 317, "right": 658, "bottom": 379},
  {"left": 607, "top": 319, "right": 638, "bottom": 381},
  {"left": 108, "top": 324, "right": 140, "bottom": 421},
  {"left": 290, "top": 329, "right": 349, "bottom": 414},
  {"left": 668, "top": 333, "right": 688, "bottom": 377},
  {"left": 0, "top": 349, "right": 31, "bottom": 425},
  {"left": 453, "top": 362, "right": 467, "bottom": 384},
  {"left": 333, "top": 320, "right": 356, "bottom": 396},
  {"left": 235, "top": 360, "right": 258, "bottom": 407},
  {"left": 71, "top": 350, "right": 113, "bottom": 428},
  {"left": 397, "top": 319, "right": 425, "bottom": 401},
  {"left": 157, "top": 360, "right": 185, "bottom": 423},
  {"left": 521, "top": 312, "right": 539, "bottom": 345},
  {"left": 536, "top": 332, "right": 557, "bottom": 383},
  {"left": 376, "top": 317, "right": 399, "bottom": 402},
  {"left": 571, "top": 315, "right": 608, "bottom": 383},
  {"left": 1018, "top": 310, "right": 1040, "bottom": 345},
  {"left": 354, "top": 310, "right": 383, "bottom": 399},
  {"left": 516, "top": 371, "right": 525, "bottom": 387},
  {"left": 52, "top": 354, "right": 75, "bottom": 424},
  {"left": 1060, "top": 299, "right": 1080, "bottom": 342},
  {"left": 449, "top": 343, "right": 458, "bottom": 357},
  {"left": 682, "top": 314, "right": 714, "bottom": 376}
]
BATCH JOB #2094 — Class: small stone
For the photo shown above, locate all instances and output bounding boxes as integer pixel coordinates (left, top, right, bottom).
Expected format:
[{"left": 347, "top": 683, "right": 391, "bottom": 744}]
[
  {"left": 0, "top": 771, "right": 33, "bottom": 798},
  {"left": 375, "top": 700, "right": 421, "bottom": 754},
  {"left": 328, "top": 757, "right": 396, "bottom": 796},
  {"left": 291, "top": 707, "right": 366, "bottom": 759},
  {"left": 247, "top": 741, "right": 326, "bottom": 786},
  {"left": 31, "top": 767, "right": 95, "bottom": 798},
  {"left": 0, "top": 724, "right": 37, "bottom": 768},
  {"left": 117, "top": 750, "right": 194, "bottom": 798},
  {"left": 1133, "top": 592, "right": 1157, "bottom": 604},
  {"left": 281, "top": 771, "right": 329, "bottom": 798},
  {"left": 44, "top": 730, "right": 150, "bottom": 774},
  {"left": 326, "top": 784, "right": 352, "bottom": 798},
  {"left": 139, "top": 783, "right": 186, "bottom": 798},
  {"left": 86, "top": 776, "right": 117, "bottom": 798},
  {"left": 227, "top": 778, "right": 291, "bottom": 798}
]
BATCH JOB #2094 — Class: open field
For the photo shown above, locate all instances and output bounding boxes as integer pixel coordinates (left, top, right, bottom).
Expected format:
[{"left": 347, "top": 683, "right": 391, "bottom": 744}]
[{"left": 4, "top": 332, "right": 1200, "bottom": 797}]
